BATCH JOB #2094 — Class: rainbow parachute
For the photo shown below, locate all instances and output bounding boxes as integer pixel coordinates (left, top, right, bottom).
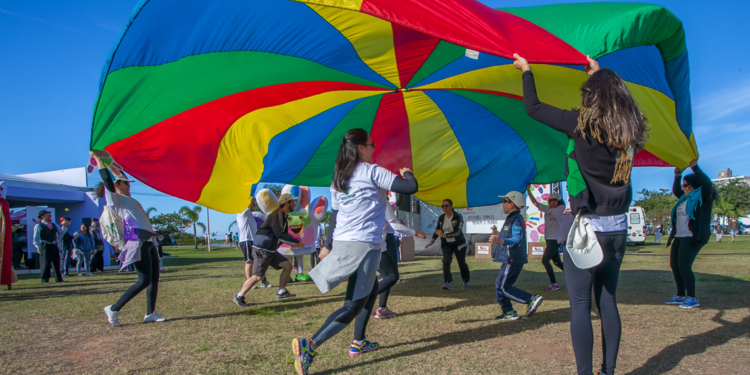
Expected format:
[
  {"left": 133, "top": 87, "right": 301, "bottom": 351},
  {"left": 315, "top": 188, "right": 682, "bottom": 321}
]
[{"left": 91, "top": 0, "right": 697, "bottom": 212}]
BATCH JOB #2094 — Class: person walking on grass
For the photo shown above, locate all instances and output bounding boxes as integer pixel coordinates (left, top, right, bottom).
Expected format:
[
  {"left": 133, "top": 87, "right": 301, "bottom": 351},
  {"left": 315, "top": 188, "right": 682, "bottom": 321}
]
[
  {"left": 514, "top": 53, "right": 649, "bottom": 375},
  {"left": 73, "top": 224, "right": 95, "bottom": 276},
  {"left": 233, "top": 194, "right": 302, "bottom": 307},
  {"left": 664, "top": 162, "right": 717, "bottom": 309},
  {"left": 57, "top": 217, "right": 73, "bottom": 277},
  {"left": 33, "top": 210, "right": 67, "bottom": 284},
  {"left": 236, "top": 198, "right": 271, "bottom": 290},
  {"left": 91, "top": 151, "right": 166, "bottom": 327},
  {"left": 714, "top": 224, "right": 723, "bottom": 242},
  {"left": 89, "top": 219, "right": 105, "bottom": 273},
  {"left": 528, "top": 186, "right": 565, "bottom": 291},
  {"left": 293, "top": 128, "right": 418, "bottom": 375},
  {"left": 426, "top": 199, "right": 469, "bottom": 291},
  {"left": 490, "top": 191, "right": 543, "bottom": 321},
  {"left": 653, "top": 225, "right": 663, "bottom": 245},
  {"left": 729, "top": 217, "right": 739, "bottom": 243}
]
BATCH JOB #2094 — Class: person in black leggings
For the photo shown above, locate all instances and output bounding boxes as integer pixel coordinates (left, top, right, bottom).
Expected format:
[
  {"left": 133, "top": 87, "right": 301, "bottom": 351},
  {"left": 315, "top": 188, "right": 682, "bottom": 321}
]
[
  {"left": 91, "top": 150, "right": 166, "bottom": 327},
  {"left": 514, "top": 54, "right": 649, "bottom": 375}
]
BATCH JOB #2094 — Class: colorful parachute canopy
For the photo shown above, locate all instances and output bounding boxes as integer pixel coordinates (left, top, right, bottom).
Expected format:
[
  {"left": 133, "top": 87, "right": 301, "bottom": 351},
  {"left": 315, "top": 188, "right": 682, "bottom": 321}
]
[{"left": 91, "top": 0, "right": 697, "bottom": 213}]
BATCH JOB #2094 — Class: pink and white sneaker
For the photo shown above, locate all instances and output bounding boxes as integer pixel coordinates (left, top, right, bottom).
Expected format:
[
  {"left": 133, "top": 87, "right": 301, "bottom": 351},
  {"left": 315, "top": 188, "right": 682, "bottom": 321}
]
[
  {"left": 544, "top": 283, "right": 560, "bottom": 292},
  {"left": 373, "top": 308, "right": 397, "bottom": 319}
]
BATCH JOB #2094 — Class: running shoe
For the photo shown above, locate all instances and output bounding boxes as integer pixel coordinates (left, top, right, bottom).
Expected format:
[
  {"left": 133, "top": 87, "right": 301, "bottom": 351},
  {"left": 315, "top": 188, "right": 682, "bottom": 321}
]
[
  {"left": 664, "top": 295, "right": 686, "bottom": 305},
  {"left": 104, "top": 305, "right": 121, "bottom": 327},
  {"left": 233, "top": 295, "right": 248, "bottom": 307},
  {"left": 276, "top": 290, "right": 296, "bottom": 301},
  {"left": 42, "top": 281, "right": 50, "bottom": 285},
  {"left": 77, "top": 273, "right": 83, "bottom": 277},
  {"left": 495, "top": 311, "right": 520, "bottom": 321},
  {"left": 292, "top": 338, "right": 316, "bottom": 375},
  {"left": 143, "top": 312, "right": 167, "bottom": 323},
  {"left": 526, "top": 295, "right": 543, "bottom": 317},
  {"left": 679, "top": 296, "right": 700, "bottom": 309},
  {"left": 261, "top": 279, "right": 273, "bottom": 288},
  {"left": 544, "top": 283, "right": 560, "bottom": 292},
  {"left": 442, "top": 283, "right": 451, "bottom": 291},
  {"left": 348, "top": 340, "right": 379, "bottom": 357},
  {"left": 374, "top": 309, "right": 397, "bottom": 319},
  {"left": 462, "top": 282, "right": 469, "bottom": 289},
  {"left": 85, "top": 272, "right": 94, "bottom": 276}
]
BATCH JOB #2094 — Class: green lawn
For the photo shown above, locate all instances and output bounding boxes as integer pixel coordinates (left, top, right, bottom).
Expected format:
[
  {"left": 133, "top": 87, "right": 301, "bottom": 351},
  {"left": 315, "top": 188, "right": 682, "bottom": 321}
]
[
  {"left": 629, "top": 233, "right": 750, "bottom": 255},
  {"left": 1, "top": 239, "right": 749, "bottom": 374}
]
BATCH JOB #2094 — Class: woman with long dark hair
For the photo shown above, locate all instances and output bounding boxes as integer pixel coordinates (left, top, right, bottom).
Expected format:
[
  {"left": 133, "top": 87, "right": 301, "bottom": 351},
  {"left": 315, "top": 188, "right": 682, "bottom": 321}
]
[
  {"left": 293, "top": 128, "right": 418, "bottom": 375},
  {"left": 91, "top": 151, "right": 166, "bottom": 326},
  {"left": 514, "top": 54, "right": 649, "bottom": 375},
  {"left": 664, "top": 161, "right": 716, "bottom": 309}
]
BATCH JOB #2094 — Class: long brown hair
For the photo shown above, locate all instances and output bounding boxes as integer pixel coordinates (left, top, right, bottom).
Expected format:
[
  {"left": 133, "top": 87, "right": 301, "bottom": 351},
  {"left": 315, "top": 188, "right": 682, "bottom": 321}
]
[
  {"left": 576, "top": 69, "right": 650, "bottom": 183},
  {"left": 332, "top": 128, "right": 369, "bottom": 193},
  {"left": 95, "top": 182, "right": 105, "bottom": 199}
]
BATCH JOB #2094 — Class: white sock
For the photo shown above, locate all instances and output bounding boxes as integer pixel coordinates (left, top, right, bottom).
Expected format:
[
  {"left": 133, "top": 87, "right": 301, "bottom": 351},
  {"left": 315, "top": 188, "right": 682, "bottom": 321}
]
[
  {"left": 237, "top": 293, "right": 244, "bottom": 298},
  {"left": 277, "top": 288, "right": 287, "bottom": 295}
]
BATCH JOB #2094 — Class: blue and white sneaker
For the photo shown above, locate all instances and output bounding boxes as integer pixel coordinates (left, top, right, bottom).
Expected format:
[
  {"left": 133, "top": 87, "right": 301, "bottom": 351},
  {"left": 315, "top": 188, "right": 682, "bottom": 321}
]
[
  {"left": 292, "top": 338, "right": 316, "bottom": 375},
  {"left": 679, "top": 296, "right": 700, "bottom": 309},
  {"left": 348, "top": 340, "right": 379, "bottom": 357},
  {"left": 664, "top": 295, "right": 685, "bottom": 305}
]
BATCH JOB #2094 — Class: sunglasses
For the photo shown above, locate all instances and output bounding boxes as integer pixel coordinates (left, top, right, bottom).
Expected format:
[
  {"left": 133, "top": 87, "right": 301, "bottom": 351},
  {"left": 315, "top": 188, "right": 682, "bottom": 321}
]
[
  {"left": 441, "top": 205, "right": 451, "bottom": 208},
  {"left": 503, "top": 200, "right": 512, "bottom": 204},
  {"left": 366, "top": 142, "right": 376, "bottom": 149},
  {"left": 681, "top": 184, "right": 689, "bottom": 188}
]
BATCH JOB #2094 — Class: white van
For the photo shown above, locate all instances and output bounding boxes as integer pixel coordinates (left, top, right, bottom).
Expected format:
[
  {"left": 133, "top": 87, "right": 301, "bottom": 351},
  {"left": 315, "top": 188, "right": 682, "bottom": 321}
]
[{"left": 627, "top": 206, "right": 646, "bottom": 246}]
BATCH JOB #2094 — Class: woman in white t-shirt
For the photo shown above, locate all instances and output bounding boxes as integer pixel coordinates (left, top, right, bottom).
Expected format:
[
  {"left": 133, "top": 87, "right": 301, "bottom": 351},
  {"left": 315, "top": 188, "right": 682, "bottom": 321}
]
[
  {"left": 294, "top": 128, "right": 418, "bottom": 375},
  {"left": 528, "top": 186, "right": 566, "bottom": 291},
  {"left": 90, "top": 151, "right": 166, "bottom": 327}
]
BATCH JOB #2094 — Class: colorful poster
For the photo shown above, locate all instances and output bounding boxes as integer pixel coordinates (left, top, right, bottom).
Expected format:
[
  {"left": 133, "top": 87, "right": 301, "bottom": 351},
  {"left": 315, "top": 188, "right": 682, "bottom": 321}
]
[{"left": 525, "top": 184, "right": 550, "bottom": 243}]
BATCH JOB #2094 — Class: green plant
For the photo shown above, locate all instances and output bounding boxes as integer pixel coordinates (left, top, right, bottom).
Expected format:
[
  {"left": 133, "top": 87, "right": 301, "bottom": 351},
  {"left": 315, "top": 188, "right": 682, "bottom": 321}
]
[{"left": 179, "top": 205, "right": 204, "bottom": 249}]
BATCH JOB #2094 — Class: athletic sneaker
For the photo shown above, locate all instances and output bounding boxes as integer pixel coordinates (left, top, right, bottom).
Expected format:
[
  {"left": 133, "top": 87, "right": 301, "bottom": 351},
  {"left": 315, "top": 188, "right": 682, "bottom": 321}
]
[
  {"left": 143, "top": 312, "right": 167, "bottom": 323},
  {"left": 442, "top": 283, "right": 451, "bottom": 291},
  {"left": 664, "top": 295, "right": 686, "bottom": 305},
  {"left": 77, "top": 273, "right": 83, "bottom": 277},
  {"left": 85, "top": 272, "right": 94, "bottom": 276},
  {"left": 104, "top": 305, "right": 121, "bottom": 327},
  {"left": 261, "top": 279, "right": 272, "bottom": 288},
  {"left": 679, "top": 296, "right": 700, "bottom": 309},
  {"left": 292, "top": 338, "right": 316, "bottom": 375},
  {"left": 348, "top": 340, "right": 379, "bottom": 357},
  {"left": 496, "top": 311, "right": 520, "bottom": 321},
  {"left": 463, "top": 282, "right": 469, "bottom": 289},
  {"left": 233, "top": 295, "right": 248, "bottom": 307},
  {"left": 276, "top": 290, "right": 296, "bottom": 301},
  {"left": 544, "top": 283, "right": 560, "bottom": 291},
  {"left": 374, "top": 309, "right": 397, "bottom": 319},
  {"left": 526, "top": 295, "right": 543, "bottom": 317}
]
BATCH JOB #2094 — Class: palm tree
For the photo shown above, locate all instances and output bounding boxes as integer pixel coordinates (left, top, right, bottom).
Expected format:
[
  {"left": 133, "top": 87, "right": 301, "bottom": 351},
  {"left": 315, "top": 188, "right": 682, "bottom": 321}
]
[
  {"left": 145, "top": 207, "right": 158, "bottom": 218},
  {"left": 196, "top": 222, "right": 207, "bottom": 245},
  {"left": 179, "top": 205, "right": 203, "bottom": 249},
  {"left": 713, "top": 197, "right": 748, "bottom": 230},
  {"left": 228, "top": 221, "right": 237, "bottom": 231}
]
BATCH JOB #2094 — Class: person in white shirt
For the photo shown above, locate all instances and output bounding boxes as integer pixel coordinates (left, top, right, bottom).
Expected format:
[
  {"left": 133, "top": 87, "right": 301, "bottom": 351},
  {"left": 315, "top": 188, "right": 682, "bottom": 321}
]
[
  {"left": 91, "top": 150, "right": 167, "bottom": 327},
  {"left": 32, "top": 210, "right": 67, "bottom": 284},
  {"left": 237, "top": 198, "right": 271, "bottom": 289},
  {"left": 528, "top": 187, "right": 566, "bottom": 291},
  {"left": 293, "top": 128, "right": 418, "bottom": 375}
]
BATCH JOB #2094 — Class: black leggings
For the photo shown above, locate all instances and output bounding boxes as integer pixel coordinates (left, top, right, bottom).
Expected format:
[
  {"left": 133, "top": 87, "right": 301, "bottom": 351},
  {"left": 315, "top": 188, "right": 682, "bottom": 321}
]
[
  {"left": 542, "top": 239, "right": 564, "bottom": 284},
  {"left": 377, "top": 248, "right": 399, "bottom": 308},
  {"left": 112, "top": 242, "right": 160, "bottom": 315},
  {"left": 669, "top": 237, "right": 703, "bottom": 298},
  {"left": 311, "top": 267, "right": 379, "bottom": 345},
  {"left": 564, "top": 231, "right": 625, "bottom": 375}
]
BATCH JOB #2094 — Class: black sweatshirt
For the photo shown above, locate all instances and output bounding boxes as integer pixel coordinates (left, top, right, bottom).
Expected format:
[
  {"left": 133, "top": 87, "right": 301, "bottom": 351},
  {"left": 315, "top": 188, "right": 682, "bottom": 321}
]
[
  {"left": 253, "top": 208, "right": 299, "bottom": 251},
  {"left": 669, "top": 165, "right": 714, "bottom": 245},
  {"left": 522, "top": 71, "right": 632, "bottom": 217}
]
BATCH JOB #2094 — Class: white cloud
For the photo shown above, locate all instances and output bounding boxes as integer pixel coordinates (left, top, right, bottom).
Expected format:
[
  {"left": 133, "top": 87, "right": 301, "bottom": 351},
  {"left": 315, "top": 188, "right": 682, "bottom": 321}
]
[
  {"left": 694, "top": 122, "right": 750, "bottom": 135},
  {"left": 694, "top": 81, "right": 750, "bottom": 121}
]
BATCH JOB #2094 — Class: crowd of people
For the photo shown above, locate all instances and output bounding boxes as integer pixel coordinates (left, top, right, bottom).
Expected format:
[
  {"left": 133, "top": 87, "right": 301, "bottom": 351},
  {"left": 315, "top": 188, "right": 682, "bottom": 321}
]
[{"left": 71, "top": 54, "right": 721, "bottom": 375}]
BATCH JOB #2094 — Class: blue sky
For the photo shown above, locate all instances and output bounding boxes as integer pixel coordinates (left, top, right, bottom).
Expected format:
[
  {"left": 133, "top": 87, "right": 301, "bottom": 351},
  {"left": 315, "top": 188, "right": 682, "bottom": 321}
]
[{"left": 2, "top": 0, "right": 749, "bottom": 238}]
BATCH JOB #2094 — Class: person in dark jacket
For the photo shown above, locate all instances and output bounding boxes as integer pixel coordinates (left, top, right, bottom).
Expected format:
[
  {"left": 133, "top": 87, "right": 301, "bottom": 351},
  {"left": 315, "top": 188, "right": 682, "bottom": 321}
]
[
  {"left": 490, "top": 191, "right": 543, "bottom": 321},
  {"left": 426, "top": 199, "right": 469, "bottom": 290},
  {"left": 664, "top": 162, "right": 716, "bottom": 309},
  {"left": 514, "top": 53, "right": 649, "bottom": 375},
  {"left": 58, "top": 217, "right": 73, "bottom": 277},
  {"left": 233, "top": 194, "right": 303, "bottom": 306}
]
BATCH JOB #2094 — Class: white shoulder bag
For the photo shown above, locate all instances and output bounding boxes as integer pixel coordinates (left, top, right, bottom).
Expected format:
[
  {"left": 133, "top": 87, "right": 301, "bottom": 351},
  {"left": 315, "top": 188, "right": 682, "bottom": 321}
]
[{"left": 565, "top": 214, "right": 603, "bottom": 269}]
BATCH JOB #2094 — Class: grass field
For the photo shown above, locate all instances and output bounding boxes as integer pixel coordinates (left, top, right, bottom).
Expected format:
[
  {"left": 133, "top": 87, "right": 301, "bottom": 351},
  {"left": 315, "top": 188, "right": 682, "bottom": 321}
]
[{"left": 1, "top": 237, "right": 749, "bottom": 374}]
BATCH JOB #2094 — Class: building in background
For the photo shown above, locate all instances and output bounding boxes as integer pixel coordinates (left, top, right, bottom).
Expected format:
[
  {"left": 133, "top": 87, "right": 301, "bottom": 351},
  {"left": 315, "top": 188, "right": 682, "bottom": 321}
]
[
  {"left": 712, "top": 168, "right": 750, "bottom": 186},
  {"left": 2, "top": 168, "right": 112, "bottom": 269}
]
